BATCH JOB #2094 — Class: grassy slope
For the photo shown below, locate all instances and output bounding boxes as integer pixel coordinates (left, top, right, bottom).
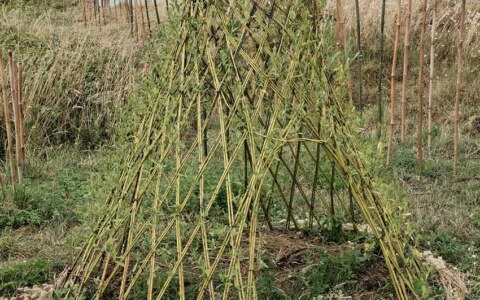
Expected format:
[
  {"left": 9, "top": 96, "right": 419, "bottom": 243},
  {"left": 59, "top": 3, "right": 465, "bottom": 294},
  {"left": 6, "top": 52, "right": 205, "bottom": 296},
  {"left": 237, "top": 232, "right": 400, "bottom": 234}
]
[{"left": 0, "top": 148, "right": 110, "bottom": 295}]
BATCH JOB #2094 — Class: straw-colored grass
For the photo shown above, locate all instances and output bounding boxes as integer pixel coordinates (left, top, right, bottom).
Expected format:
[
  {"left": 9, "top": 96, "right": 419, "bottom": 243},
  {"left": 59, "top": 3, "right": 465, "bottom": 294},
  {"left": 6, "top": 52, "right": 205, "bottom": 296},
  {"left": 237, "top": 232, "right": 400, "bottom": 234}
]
[
  {"left": 0, "top": 4, "right": 140, "bottom": 149},
  {"left": 327, "top": 0, "right": 479, "bottom": 50}
]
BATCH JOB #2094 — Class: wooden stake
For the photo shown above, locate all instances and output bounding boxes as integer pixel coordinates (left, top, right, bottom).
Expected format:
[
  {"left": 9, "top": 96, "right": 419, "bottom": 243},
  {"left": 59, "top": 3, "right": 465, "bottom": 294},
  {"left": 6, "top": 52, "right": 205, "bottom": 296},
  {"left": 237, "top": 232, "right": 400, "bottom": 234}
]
[
  {"left": 8, "top": 51, "right": 23, "bottom": 183},
  {"left": 137, "top": 0, "right": 146, "bottom": 40},
  {"left": 144, "top": 0, "right": 151, "bottom": 37},
  {"left": 387, "top": 0, "right": 402, "bottom": 165},
  {"left": 107, "top": 0, "right": 113, "bottom": 21},
  {"left": 113, "top": 0, "right": 118, "bottom": 22},
  {"left": 377, "top": 0, "right": 386, "bottom": 138},
  {"left": 82, "top": 0, "right": 87, "bottom": 26},
  {"left": 400, "top": 0, "right": 412, "bottom": 142},
  {"left": 417, "top": 0, "right": 428, "bottom": 172},
  {"left": 427, "top": 0, "right": 437, "bottom": 152},
  {"left": 17, "top": 63, "right": 25, "bottom": 164},
  {"left": 129, "top": 0, "right": 134, "bottom": 36},
  {"left": 134, "top": 1, "right": 139, "bottom": 40},
  {"left": 153, "top": 0, "right": 160, "bottom": 24},
  {"left": 354, "top": 0, "right": 363, "bottom": 112},
  {"left": 100, "top": 0, "right": 106, "bottom": 26},
  {"left": 454, "top": 0, "right": 466, "bottom": 176},
  {"left": 0, "top": 50, "right": 16, "bottom": 184},
  {"left": 17, "top": 63, "right": 25, "bottom": 163},
  {"left": 93, "top": 0, "right": 97, "bottom": 25},
  {"left": 334, "top": 0, "right": 342, "bottom": 52}
]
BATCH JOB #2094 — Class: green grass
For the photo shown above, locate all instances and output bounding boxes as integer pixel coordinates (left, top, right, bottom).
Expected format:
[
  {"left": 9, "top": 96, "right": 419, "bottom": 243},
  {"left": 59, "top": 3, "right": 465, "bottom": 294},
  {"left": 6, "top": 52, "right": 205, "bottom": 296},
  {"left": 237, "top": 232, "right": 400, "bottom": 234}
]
[
  {"left": 0, "top": 259, "right": 61, "bottom": 295},
  {"left": 0, "top": 147, "right": 118, "bottom": 297},
  {"left": 377, "top": 126, "right": 480, "bottom": 298}
]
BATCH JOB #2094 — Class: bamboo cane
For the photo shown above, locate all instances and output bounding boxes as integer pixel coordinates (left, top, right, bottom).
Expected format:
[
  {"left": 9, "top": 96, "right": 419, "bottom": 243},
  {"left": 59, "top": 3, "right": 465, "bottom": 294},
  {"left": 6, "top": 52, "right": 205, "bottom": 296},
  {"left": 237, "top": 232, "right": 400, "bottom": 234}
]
[
  {"left": 337, "top": 0, "right": 353, "bottom": 105},
  {"left": 330, "top": 162, "right": 335, "bottom": 217},
  {"left": 107, "top": 0, "right": 113, "bottom": 21},
  {"left": 103, "top": 0, "right": 108, "bottom": 21},
  {"left": 176, "top": 45, "right": 186, "bottom": 300},
  {"left": 134, "top": 1, "right": 139, "bottom": 40},
  {"left": 137, "top": 0, "right": 146, "bottom": 41},
  {"left": 129, "top": 0, "right": 134, "bottom": 36},
  {"left": 17, "top": 63, "right": 25, "bottom": 163},
  {"left": 417, "top": 0, "right": 428, "bottom": 172},
  {"left": 454, "top": 0, "right": 466, "bottom": 176},
  {"left": 0, "top": 50, "right": 16, "bottom": 183},
  {"left": 8, "top": 51, "right": 22, "bottom": 183},
  {"left": 401, "top": 0, "right": 412, "bottom": 141},
  {"left": 377, "top": 0, "right": 387, "bottom": 137},
  {"left": 334, "top": 0, "right": 342, "bottom": 51},
  {"left": 310, "top": 123, "right": 321, "bottom": 228},
  {"left": 93, "top": 0, "right": 97, "bottom": 24},
  {"left": 387, "top": 0, "right": 403, "bottom": 165},
  {"left": 120, "top": 0, "right": 124, "bottom": 21},
  {"left": 354, "top": 0, "right": 363, "bottom": 112},
  {"left": 113, "top": 0, "right": 118, "bottom": 22},
  {"left": 82, "top": 0, "right": 87, "bottom": 26},
  {"left": 126, "top": 0, "right": 130, "bottom": 22},
  {"left": 427, "top": 0, "right": 437, "bottom": 152},
  {"left": 153, "top": 0, "right": 161, "bottom": 25},
  {"left": 144, "top": 0, "right": 152, "bottom": 37},
  {"left": 286, "top": 132, "right": 302, "bottom": 229},
  {"left": 198, "top": 95, "right": 215, "bottom": 299}
]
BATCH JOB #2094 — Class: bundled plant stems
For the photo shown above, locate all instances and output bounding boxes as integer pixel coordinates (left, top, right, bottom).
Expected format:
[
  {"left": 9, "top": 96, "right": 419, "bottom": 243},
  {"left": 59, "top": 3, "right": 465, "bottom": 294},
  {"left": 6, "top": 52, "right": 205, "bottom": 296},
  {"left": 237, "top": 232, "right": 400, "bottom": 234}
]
[
  {"left": 386, "top": 0, "right": 402, "bottom": 165},
  {"left": 427, "top": 0, "right": 438, "bottom": 152},
  {"left": 400, "top": 0, "right": 412, "bottom": 142},
  {"left": 0, "top": 49, "right": 25, "bottom": 184},
  {"left": 419, "top": 251, "right": 468, "bottom": 300},
  {"left": 64, "top": 2, "right": 421, "bottom": 299},
  {"left": 454, "top": 0, "right": 467, "bottom": 176},
  {"left": 417, "top": 0, "right": 428, "bottom": 172}
]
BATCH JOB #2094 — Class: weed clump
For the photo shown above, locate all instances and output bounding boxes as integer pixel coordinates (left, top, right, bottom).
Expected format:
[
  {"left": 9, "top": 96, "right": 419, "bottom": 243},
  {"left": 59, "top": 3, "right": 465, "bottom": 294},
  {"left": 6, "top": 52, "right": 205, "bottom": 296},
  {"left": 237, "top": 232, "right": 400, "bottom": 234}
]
[{"left": 0, "top": 259, "right": 60, "bottom": 296}]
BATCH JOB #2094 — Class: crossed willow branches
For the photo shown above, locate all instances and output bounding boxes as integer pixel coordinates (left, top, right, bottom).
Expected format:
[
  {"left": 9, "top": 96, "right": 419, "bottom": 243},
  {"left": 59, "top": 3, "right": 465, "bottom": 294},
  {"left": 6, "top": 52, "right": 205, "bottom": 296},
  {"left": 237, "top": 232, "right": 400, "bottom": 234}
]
[{"left": 65, "top": 1, "right": 420, "bottom": 299}]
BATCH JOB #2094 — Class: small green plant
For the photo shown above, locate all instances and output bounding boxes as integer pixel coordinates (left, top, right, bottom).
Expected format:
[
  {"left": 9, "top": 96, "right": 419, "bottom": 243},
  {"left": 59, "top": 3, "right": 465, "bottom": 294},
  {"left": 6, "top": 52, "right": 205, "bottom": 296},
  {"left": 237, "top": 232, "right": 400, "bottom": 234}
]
[
  {"left": 0, "top": 259, "right": 59, "bottom": 295},
  {"left": 0, "top": 185, "right": 78, "bottom": 229},
  {"left": 390, "top": 150, "right": 417, "bottom": 171},
  {"left": 319, "top": 217, "right": 347, "bottom": 243},
  {"left": 257, "top": 271, "right": 289, "bottom": 300},
  {"left": 305, "top": 247, "right": 367, "bottom": 296},
  {"left": 0, "top": 206, "right": 40, "bottom": 229},
  {"left": 53, "top": 284, "right": 87, "bottom": 300},
  {"left": 423, "top": 229, "right": 478, "bottom": 272}
]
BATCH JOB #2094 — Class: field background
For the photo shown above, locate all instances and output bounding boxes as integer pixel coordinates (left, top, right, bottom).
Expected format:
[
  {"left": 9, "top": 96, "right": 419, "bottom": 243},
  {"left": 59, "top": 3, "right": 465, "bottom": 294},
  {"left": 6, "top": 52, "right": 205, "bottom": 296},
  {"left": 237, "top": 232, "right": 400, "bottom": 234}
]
[{"left": 0, "top": 0, "right": 478, "bottom": 299}]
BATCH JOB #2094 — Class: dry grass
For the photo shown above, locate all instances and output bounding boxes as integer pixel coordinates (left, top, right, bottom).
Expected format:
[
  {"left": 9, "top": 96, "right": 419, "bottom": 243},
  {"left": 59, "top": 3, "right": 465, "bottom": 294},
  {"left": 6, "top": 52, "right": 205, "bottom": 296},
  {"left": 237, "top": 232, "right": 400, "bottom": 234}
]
[
  {"left": 329, "top": 0, "right": 479, "bottom": 127},
  {"left": 0, "top": 4, "right": 143, "bottom": 149},
  {"left": 328, "top": 0, "right": 479, "bottom": 51}
]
